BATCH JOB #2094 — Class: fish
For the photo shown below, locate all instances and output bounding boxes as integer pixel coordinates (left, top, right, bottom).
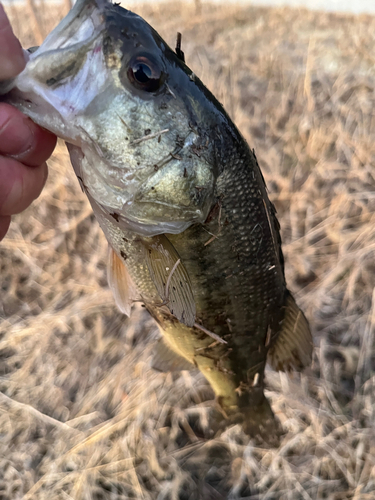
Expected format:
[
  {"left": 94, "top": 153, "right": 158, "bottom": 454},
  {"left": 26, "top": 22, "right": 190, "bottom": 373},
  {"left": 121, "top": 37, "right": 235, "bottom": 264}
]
[{"left": 1, "top": 0, "right": 313, "bottom": 442}]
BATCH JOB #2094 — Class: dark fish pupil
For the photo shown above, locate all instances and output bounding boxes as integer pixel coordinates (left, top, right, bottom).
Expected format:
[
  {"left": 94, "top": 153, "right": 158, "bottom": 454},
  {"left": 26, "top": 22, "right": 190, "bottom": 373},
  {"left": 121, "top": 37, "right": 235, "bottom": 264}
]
[
  {"left": 126, "top": 55, "right": 165, "bottom": 92},
  {"left": 133, "top": 63, "right": 152, "bottom": 83}
]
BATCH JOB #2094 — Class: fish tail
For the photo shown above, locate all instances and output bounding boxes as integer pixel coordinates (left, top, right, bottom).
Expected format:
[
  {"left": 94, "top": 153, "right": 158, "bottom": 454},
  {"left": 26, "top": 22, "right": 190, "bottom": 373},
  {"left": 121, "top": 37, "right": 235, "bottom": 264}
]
[{"left": 239, "top": 392, "right": 283, "bottom": 445}]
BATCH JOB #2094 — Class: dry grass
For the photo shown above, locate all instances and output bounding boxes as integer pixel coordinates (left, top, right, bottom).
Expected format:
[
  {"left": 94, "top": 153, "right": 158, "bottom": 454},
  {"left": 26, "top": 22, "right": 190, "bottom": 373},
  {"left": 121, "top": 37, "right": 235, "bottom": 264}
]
[{"left": 2, "top": 2, "right": 375, "bottom": 498}]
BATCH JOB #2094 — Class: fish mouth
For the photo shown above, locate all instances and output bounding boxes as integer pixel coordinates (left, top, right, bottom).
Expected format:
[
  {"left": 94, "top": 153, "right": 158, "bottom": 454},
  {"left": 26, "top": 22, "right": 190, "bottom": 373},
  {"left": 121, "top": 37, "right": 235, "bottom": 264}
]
[{"left": 0, "top": 0, "right": 112, "bottom": 143}]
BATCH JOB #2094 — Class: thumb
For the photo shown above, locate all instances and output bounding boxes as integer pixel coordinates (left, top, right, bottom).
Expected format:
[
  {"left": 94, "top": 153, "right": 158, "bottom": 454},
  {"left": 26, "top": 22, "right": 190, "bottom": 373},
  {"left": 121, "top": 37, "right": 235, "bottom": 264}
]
[{"left": 0, "top": 4, "right": 26, "bottom": 80}]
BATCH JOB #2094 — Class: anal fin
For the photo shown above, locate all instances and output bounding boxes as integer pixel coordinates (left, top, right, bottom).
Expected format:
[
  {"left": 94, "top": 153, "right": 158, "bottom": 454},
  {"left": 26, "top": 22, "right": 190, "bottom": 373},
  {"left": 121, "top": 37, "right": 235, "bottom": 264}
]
[
  {"left": 268, "top": 292, "right": 313, "bottom": 372},
  {"left": 107, "top": 245, "right": 139, "bottom": 317},
  {"left": 151, "top": 338, "right": 196, "bottom": 372}
]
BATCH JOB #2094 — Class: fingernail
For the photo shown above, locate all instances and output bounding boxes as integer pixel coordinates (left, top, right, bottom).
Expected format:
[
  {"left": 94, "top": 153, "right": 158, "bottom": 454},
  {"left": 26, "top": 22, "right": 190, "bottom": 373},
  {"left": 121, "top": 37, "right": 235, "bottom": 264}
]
[
  {"left": 0, "top": 107, "right": 34, "bottom": 156},
  {"left": 0, "top": 4, "right": 26, "bottom": 80}
]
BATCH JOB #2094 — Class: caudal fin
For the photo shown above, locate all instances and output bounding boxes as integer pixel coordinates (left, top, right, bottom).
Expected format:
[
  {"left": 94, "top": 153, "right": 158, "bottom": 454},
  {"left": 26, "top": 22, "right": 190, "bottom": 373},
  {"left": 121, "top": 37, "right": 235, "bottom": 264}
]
[{"left": 240, "top": 396, "right": 283, "bottom": 445}]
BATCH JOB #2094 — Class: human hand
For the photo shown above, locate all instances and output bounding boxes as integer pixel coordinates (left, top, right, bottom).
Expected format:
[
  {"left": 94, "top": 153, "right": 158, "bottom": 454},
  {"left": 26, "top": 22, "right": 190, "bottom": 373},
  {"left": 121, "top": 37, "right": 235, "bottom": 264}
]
[{"left": 0, "top": 3, "right": 56, "bottom": 241}]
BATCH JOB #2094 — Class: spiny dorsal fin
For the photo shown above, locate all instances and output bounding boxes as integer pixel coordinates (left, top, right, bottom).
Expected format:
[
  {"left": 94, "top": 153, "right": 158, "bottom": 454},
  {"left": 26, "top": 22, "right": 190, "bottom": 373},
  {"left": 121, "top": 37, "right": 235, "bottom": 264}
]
[
  {"left": 107, "top": 246, "right": 139, "bottom": 317},
  {"left": 151, "top": 338, "right": 196, "bottom": 372},
  {"left": 143, "top": 234, "right": 196, "bottom": 327},
  {"left": 268, "top": 292, "right": 313, "bottom": 372}
]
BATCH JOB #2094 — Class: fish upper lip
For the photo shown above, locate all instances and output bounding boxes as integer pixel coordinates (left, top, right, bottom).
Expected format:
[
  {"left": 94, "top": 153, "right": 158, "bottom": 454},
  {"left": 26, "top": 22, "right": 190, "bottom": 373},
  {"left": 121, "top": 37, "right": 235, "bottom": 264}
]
[
  {"left": 24, "top": 0, "right": 107, "bottom": 68},
  {"left": 39, "top": 0, "right": 105, "bottom": 49}
]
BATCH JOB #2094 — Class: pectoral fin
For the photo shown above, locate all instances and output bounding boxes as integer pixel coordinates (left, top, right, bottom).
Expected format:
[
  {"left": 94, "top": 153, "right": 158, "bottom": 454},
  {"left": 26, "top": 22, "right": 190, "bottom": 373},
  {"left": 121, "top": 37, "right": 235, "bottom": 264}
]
[
  {"left": 268, "top": 292, "right": 313, "bottom": 371},
  {"left": 143, "top": 234, "right": 196, "bottom": 327},
  {"left": 107, "top": 246, "right": 138, "bottom": 317},
  {"left": 151, "top": 338, "right": 196, "bottom": 372}
]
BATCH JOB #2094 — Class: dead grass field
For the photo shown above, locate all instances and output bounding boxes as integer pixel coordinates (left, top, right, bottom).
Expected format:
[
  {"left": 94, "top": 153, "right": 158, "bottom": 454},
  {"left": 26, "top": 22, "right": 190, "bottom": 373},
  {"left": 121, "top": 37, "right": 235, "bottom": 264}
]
[{"left": 2, "top": 1, "right": 375, "bottom": 498}]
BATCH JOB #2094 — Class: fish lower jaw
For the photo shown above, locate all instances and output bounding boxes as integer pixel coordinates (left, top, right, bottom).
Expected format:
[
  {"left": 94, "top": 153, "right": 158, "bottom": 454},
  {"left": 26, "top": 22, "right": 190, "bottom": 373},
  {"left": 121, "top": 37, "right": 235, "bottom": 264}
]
[{"left": 5, "top": 90, "right": 84, "bottom": 147}]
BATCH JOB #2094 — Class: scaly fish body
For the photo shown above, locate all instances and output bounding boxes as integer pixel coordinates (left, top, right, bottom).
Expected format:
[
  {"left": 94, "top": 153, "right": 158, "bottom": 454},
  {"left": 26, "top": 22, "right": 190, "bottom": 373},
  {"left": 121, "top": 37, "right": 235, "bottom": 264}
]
[{"left": 1, "top": 0, "right": 312, "bottom": 440}]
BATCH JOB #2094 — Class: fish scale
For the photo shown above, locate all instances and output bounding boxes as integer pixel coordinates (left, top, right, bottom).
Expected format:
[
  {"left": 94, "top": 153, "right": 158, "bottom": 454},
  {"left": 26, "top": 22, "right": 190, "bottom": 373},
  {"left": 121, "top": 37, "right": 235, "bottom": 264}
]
[
  {"left": 163, "top": 142, "right": 286, "bottom": 403},
  {"left": 1, "top": 0, "right": 312, "bottom": 442}
]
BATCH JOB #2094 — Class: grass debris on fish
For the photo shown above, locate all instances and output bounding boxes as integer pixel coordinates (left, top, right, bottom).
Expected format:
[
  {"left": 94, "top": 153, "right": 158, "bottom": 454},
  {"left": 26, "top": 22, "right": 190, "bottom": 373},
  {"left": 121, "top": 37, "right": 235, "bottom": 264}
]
[{"left": 1, "top": 0, "right": 313, "bottom": 442}]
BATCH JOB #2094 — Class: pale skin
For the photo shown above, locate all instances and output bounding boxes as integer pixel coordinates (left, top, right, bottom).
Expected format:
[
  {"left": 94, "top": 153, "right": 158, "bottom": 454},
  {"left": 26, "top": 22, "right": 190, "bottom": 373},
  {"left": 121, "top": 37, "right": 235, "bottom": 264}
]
[{"left": 0, "top": 3, "right": 56, "bottom": 241}]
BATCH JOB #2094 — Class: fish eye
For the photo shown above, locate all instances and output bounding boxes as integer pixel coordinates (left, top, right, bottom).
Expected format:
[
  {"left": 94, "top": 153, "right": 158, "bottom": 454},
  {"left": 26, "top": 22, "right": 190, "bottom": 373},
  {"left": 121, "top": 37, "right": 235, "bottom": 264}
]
[{"left": 127, "top": 55, "right": 164, "bottom": 92}]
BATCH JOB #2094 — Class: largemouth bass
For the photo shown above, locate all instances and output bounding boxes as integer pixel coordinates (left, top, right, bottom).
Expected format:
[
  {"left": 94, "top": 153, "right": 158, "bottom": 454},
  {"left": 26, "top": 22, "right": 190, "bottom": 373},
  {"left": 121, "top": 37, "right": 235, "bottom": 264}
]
[{"left": 2, "top": 0, "right": 312, "bottom": 441}]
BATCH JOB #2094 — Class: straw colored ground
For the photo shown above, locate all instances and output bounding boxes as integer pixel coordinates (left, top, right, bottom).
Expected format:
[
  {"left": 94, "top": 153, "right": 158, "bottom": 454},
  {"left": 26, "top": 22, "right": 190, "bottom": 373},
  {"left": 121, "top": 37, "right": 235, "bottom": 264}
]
[{"left": 1, "top": 2, "right": 375, "bottom": 498}]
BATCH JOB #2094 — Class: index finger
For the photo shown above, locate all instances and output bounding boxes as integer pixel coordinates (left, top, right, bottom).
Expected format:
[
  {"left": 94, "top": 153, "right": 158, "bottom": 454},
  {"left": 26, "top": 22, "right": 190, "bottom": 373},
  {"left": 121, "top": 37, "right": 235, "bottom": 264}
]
[{"left": 0, "top": 4, "right": 26, "bottom": 80}]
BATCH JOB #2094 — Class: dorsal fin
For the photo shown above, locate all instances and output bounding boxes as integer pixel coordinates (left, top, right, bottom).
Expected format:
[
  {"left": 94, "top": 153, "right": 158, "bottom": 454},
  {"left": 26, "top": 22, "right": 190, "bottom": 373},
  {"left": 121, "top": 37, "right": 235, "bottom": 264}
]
[
  {"left": 268, "top": 292, "right": 313, "bottom": 372},
  {"left": 107, "top": 246, "right": 138, "bottom": 317},
  {"left": 142, "top": 234, "right": 196, "bottom": 327}
]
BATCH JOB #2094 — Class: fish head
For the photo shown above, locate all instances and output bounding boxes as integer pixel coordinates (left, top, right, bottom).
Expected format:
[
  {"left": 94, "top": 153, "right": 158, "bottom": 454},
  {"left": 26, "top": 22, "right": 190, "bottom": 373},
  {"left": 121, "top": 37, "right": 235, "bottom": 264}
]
[{"left": 4, "top": 0, "right": 232, "bottom": 236}]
